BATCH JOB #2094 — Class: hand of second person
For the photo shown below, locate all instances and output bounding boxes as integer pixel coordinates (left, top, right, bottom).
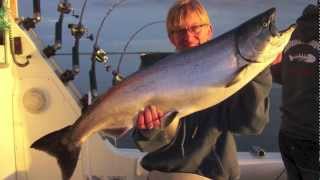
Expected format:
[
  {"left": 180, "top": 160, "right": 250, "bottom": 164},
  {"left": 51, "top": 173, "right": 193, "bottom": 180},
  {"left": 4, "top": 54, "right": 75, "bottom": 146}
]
[
  {"left": 136, "top": 105, "right": 164, "bottom": 130},
  {"left": 272, "top": 53, "right": 282, "bottom": 65}
]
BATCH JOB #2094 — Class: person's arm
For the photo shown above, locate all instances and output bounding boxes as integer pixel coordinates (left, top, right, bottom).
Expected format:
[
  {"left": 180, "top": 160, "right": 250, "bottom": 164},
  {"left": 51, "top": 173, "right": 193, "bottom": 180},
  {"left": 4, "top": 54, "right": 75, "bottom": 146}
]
[
  {"left": 221, "top": 67, "right": 272, "bottom": 135},
  {"left": 132, "top": 106, "right": 172, "bottom": 152}
]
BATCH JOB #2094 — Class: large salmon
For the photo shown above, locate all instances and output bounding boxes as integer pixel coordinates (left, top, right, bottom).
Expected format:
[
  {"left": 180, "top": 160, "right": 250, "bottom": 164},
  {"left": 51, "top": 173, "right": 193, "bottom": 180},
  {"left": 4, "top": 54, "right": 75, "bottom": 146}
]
[{"left": 31, "top": 8, "right": 295, "bottom": 180}]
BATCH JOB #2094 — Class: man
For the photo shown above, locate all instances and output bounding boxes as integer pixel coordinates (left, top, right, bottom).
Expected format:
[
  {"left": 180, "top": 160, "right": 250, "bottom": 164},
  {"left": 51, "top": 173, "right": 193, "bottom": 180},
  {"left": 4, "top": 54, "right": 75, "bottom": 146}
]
[
  {"left": 271, "top": 4, "right": 319, "bottom": 180},
  {"left": 133, "top": 0, "right": 272, "bottom": 179}
]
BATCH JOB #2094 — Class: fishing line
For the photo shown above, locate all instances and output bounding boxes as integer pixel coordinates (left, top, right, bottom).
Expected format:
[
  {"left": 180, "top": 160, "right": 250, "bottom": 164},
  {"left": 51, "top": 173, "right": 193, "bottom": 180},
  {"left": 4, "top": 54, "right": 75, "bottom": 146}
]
[
  {"left": 78, "top": 0, "right": 88, "bottom": 22},
  {"left": 92, "top": 0, "right": 126, "bottom": 50},
  {"left": 55, "top": 51, "right": 170, "bottom": 56},
  {"left": 180, "top": 121, "right": 186, "bottom": 157},
  {"left": 274, "top": 168, "right": 286, "bottom": 180}
]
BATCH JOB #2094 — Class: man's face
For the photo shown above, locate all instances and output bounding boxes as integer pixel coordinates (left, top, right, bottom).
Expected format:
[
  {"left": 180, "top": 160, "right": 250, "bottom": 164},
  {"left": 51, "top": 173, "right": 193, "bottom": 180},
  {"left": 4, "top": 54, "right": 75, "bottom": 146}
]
[{"left": 169, "top": 13, "right": 213, "bottom": 51}]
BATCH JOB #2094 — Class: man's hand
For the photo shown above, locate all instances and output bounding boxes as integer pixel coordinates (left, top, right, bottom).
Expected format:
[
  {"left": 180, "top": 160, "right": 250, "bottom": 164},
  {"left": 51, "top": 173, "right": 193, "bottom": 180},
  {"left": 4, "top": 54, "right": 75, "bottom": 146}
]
[{"left": 136, "top": 105, "right": 164, "bottom": 130}]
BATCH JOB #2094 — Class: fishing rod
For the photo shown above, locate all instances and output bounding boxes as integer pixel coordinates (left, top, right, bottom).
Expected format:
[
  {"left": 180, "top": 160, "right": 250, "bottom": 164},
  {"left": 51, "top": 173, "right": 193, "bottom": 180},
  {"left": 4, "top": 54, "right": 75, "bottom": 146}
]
[
  {"left": 19, "top": 0, "right": 41, "bottom": 30},
  {"left": 60, "top": 0, "right": 92, "bottom": 83},
  {"left": 69, "top": 0, "right": 89, "bottom": 74},
  {"left": 115, "top": 20, "right": 165, "bottom": 78},
  {"left": 43, "top": 0, "right": 72, "bottom": 58},
  {"left": 88, "top": 0, "right": 126, "bottom": 101}
]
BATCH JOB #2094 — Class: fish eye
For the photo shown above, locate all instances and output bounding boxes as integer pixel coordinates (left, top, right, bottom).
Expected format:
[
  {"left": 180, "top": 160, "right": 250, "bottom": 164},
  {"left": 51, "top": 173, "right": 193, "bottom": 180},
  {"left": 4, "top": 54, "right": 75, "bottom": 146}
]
[{"left": 262, "top": 20, "right": 270, "bottom": 28}]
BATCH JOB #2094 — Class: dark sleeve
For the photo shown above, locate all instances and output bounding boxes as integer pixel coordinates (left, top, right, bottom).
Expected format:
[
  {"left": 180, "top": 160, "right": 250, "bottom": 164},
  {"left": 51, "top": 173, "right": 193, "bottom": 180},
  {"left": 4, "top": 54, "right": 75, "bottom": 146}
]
[
  {"left": 271, "top": 63, "right": 282, "bottom": 84},
  {"left": 222, "top": 67, "right": 272, "bottom": 135},
  {"left": 132, "top": 126, "right": 172, "bottom": 152}
]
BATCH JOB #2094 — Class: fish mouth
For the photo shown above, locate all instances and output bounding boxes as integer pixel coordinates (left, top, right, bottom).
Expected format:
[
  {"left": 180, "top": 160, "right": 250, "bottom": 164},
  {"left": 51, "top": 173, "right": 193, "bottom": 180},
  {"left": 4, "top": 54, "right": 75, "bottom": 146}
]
[
  {"left": 279, "top": 23, "right": 296, "bottom": 35},
  {"left": 269, "top": 22, "right": 296, "bottom": 37},
  {"left": 269, "top": 23, "right": 295, "bottom": 45},
  {"left": 269, "top": 19, "right": 296, "bottom": 38}
]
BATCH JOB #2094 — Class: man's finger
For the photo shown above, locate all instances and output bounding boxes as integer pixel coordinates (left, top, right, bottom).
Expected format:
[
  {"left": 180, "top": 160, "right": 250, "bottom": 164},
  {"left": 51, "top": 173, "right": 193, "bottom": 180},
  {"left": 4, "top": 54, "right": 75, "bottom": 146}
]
[
  {"left": 150, "top": 105, "right": 159, "bottom": 121},
  {"left": 157, "top": 110, "right": 164, "bottom": 120},
  {"left": 144, "top": 106, "right": 153, "bottom": 126},
  {"left": 137, "top": 111, "right": 146, "bottom": 129},
  {"left": 146, "top": 122, "right": 154, "bottom": 129},
  {"left": 154, "top": 119, "right": 161, "bottom": 128}
]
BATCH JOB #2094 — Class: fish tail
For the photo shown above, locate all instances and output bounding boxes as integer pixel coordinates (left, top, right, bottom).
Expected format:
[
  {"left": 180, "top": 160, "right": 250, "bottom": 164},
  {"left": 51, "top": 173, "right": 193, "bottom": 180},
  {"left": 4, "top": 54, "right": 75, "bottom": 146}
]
[{"left": 31, "top": 126, "right": 81, "bottom": 180}]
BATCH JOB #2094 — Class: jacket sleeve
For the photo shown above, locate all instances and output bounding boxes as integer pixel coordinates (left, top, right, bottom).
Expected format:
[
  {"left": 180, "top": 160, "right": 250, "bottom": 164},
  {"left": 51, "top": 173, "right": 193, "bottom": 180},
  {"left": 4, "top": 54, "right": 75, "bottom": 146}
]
[
  {"left": 271, "top": 63, "right": 282, "bottom": 84},
  {"left": 221, "top": 67, "right": 272, "bottom": 135}
]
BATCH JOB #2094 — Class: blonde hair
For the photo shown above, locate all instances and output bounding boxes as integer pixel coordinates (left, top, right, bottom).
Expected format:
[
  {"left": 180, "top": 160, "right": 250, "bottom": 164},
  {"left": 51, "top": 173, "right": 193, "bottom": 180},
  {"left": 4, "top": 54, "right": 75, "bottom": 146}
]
[{"left": 166, "top": 0, "right": 211, "bottom": 35}]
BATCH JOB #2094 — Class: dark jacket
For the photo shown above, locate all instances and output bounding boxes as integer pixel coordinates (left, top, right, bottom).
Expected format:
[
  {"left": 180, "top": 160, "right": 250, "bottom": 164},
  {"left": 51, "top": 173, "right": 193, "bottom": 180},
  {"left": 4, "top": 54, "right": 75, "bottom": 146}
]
[
  {"left": 133, "top": 53, "right": 272, "bottom": 179},
  {"left": 271, "top": 4, "right": 318, "bottom": 141}
]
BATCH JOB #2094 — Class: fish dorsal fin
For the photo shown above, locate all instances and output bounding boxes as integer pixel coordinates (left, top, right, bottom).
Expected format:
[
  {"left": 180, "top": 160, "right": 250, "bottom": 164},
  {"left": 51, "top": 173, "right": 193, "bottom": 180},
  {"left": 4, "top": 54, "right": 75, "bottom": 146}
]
[{"left": 100, "top": 127, "right": 130, "bottom": 138}]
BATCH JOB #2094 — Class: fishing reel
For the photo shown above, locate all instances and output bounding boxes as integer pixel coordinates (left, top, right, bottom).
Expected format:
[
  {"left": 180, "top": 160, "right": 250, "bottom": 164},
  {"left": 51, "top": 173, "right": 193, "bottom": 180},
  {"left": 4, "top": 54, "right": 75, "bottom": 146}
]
[
  {"left": 19, "top": 15, "right": 41, "bottom": 30},
  {"left": 42, "top": 2, "right": 73, "bottom": 58},
  {"left": 112, "top": 70, "right": 124, "bottom": 86},
  {"left": 60, "top": 69, "right": 78, "bottom": 84},
  {"left": 68, "top": 23, "right": 86, "bottom": 39},
  {"left": 19, "top": 0, "right": 41, "bottom": 30},
  {"left": 57, "top": 2, "right": 72, "bottom": 14},
  {"left": 68, "top": 23, "right": 93, "bottom": 42},
  {"left": 42, "top": 43, "right": 61, "bottom": 58},
  {"left": 92, "top": 47, "right": 109, "bottom": 64}
]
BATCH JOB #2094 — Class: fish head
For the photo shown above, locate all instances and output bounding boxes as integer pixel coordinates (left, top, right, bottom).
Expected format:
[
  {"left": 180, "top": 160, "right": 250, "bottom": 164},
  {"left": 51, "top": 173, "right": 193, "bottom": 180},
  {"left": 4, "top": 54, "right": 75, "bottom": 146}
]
[{"left": 236, "top": 8, "right": 295, "bottom": 63}]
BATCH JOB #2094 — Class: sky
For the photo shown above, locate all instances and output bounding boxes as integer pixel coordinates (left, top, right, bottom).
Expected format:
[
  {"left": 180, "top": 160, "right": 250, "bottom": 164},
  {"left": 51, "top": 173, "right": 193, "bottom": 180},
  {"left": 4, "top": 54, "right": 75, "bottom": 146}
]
[
  {"left": 16, "top": 0, "right": 312, "bottom": 93},
  {"left": 18, "top": 0, "right": 311, "bottom": 52}
]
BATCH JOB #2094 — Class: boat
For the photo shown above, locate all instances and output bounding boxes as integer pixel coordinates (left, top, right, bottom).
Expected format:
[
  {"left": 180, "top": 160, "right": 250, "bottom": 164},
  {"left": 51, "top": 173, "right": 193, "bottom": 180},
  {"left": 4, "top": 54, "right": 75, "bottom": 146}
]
[{"left": 1, "top": 0, "right": 287, "bottom": 179}]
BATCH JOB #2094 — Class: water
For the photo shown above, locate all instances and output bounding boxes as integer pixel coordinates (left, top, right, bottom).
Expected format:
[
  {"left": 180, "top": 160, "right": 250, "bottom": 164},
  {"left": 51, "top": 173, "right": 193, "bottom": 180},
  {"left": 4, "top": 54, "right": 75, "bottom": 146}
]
[{"left": 18, "top": 0, "right": 312, "bottom": 152}]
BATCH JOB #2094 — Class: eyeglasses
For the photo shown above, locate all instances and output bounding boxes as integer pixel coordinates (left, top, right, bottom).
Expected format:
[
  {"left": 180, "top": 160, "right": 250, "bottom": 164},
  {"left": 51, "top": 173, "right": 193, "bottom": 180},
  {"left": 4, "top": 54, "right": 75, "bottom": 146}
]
[{"left": 171, "top": 24, "right": 209, "bottom": 35}]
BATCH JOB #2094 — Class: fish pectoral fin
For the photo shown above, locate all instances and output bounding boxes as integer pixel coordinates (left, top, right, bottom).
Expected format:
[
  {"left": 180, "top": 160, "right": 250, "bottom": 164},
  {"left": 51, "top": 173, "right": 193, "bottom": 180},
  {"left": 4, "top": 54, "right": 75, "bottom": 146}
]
[
  {"left": 101, "top": 127, "right": 130, "bottom": 138},
  {"left": 160, "top": 110, "right": 179, "bottom": 129},
  {"left": 225, "top": 64, "right": 249, "bottom": 88}
]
